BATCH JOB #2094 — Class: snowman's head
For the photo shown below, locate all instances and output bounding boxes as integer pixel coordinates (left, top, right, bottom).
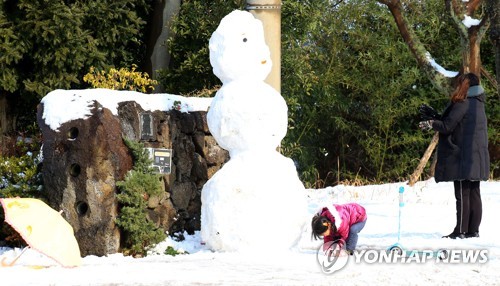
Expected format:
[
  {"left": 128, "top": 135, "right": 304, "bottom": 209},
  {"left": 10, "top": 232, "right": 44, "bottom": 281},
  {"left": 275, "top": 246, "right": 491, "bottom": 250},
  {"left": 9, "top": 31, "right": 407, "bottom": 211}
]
[{"left": 209, "top": 10, "right": 272, "bottom": 84}]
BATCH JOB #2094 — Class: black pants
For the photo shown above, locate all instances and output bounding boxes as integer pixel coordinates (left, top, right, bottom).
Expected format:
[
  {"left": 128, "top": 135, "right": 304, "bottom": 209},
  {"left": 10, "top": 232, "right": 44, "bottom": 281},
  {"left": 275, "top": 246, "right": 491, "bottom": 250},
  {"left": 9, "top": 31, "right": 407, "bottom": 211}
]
[{"left": 453, "top": 180, "right": 482, "bottom": 234}]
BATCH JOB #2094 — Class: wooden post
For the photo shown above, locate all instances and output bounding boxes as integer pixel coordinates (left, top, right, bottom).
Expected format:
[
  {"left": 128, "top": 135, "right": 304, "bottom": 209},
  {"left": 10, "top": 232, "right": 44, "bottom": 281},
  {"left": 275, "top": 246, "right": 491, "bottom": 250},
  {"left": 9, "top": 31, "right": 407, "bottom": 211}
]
[
  {"left": 246, "top": 0, "right": 282, "bottom": 93},
  {"left": 408, "top": 132, "right": 439, "bottom": 186}
]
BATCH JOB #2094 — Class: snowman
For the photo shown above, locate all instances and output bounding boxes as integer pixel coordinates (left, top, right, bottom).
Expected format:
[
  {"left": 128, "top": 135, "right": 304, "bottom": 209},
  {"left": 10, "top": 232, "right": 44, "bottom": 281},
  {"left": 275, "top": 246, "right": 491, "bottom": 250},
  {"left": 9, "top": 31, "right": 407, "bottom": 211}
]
[{"left": 201, "top": 10, "right": 307, "bottom": 252}]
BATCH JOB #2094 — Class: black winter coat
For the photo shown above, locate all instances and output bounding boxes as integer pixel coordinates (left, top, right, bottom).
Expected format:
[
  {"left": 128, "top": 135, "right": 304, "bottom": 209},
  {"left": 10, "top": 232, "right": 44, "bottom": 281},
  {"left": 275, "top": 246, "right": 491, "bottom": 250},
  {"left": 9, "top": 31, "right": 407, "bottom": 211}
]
[{"left": 431, "top": 85, "right": 490, "bottom": 183}]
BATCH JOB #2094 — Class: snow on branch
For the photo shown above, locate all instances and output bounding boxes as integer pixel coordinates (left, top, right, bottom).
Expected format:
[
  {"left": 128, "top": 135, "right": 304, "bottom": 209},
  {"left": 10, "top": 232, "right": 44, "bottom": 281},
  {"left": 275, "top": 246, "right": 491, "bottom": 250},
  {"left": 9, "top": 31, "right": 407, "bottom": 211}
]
[
  {"left": 462, "top": 15, "right": 481, "bottom": 27},
  {"left": 425, "top": 52, "right": 459, "bottom": 78}
]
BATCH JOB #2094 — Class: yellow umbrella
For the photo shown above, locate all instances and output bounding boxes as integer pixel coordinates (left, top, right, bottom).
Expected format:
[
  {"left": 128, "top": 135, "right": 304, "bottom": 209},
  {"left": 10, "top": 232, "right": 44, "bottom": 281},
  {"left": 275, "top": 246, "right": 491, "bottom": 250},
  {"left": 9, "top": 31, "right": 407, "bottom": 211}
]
[{"left": 0, "top": 198, "right": 82, "bottom": 268}]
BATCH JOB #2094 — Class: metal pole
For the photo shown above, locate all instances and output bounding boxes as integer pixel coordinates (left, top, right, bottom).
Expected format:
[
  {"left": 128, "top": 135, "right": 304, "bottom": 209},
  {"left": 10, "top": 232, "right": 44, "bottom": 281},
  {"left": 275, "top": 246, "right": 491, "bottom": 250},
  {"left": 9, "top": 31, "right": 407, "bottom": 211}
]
[{"left": 246, "top": 1, "right": 282, "bottom": 93}]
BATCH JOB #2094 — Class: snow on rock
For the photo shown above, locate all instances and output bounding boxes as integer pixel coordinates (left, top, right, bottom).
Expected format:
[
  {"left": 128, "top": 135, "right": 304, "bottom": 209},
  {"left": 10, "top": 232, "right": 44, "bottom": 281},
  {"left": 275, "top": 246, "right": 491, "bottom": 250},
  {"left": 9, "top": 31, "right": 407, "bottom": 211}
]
[
  {"left": 201, "top": 10, "right": 308, "bottom": 252},
  {"left": 40, "top": 89, "right": 212, "bottom": 131}
]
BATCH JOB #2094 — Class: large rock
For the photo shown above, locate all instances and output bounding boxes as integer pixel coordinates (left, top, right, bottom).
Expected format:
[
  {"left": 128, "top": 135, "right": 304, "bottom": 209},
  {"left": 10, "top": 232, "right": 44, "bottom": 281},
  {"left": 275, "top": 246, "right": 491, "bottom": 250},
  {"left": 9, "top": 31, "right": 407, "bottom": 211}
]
[
  {"left": 37, "top": 101, "right": 132, "bottom": 256},
  {"left": 37, "top": 94, "right": 229, "bottom": 256}
]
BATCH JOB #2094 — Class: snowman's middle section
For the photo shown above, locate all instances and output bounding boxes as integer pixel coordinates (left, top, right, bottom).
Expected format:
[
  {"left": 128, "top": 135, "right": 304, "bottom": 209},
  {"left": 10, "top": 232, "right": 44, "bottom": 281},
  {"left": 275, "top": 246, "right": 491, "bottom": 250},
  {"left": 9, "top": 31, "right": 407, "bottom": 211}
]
[{"left": 207, "top": 80, "right": 288, "bottom": 157}]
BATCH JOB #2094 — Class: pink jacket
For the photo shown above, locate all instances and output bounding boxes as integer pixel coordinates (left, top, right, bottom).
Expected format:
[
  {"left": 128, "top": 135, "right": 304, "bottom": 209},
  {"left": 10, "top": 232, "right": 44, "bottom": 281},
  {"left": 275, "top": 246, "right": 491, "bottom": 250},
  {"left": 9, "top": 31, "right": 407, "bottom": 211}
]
[{"left": 320, "top": 203, "right": 367, "bottom": 245}]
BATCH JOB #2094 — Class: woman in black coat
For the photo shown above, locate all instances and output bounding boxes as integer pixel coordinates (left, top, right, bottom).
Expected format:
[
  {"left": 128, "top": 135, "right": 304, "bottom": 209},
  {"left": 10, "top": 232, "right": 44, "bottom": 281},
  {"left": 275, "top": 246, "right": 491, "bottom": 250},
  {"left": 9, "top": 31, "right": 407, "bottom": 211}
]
[{"left": 419, "top": 73, "right": 490, "bottom": 239}]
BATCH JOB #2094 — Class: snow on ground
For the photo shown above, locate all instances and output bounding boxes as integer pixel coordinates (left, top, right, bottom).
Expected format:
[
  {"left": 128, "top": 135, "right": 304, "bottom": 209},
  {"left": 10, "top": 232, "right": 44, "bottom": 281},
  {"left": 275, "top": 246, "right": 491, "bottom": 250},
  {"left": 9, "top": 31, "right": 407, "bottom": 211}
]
[{"left": 1, "top": 179, "right": 499, "bottom": 285}]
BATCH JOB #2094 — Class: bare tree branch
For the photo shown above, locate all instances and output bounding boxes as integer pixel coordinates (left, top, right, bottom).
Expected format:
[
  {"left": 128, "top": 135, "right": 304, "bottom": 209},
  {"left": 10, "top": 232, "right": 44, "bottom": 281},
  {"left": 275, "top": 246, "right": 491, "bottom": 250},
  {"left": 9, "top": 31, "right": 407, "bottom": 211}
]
[
  {"left": 408, "top": 132, "right": 439, "bottom": 186},
  {"left": 481, "top": 66, "right": 499, "bottom": 96},
  {"left": 378, "top": 0, "right": 452, "bottom": 95}
]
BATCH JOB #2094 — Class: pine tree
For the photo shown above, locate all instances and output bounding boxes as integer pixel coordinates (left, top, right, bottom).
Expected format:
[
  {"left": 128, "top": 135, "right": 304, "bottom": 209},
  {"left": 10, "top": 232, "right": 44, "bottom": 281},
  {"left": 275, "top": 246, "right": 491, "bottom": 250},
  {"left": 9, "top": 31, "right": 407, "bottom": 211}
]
[{"left": 0, "top": 0, "right": 152, "bottom": 133}]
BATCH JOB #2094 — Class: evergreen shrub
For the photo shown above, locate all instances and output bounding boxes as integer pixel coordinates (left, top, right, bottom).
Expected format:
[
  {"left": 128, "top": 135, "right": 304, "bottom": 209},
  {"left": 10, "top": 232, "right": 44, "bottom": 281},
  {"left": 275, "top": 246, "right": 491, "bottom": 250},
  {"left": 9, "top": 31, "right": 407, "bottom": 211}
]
[{"left": 115, "top": 139, "right": 166, "bottom": 256}]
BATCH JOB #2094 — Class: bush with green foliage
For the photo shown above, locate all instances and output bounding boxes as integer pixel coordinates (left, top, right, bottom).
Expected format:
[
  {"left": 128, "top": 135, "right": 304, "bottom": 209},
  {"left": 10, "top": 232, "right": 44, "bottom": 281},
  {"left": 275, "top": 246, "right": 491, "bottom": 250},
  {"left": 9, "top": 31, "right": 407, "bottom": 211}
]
[
  {"left": 115, "top": 139, "right": 166, "bottom": 256},
  {"left": 163, "top": 245, "right": 189, "bottom": 256},
  {"left": 281, "top": 0, "right": 456, "bottom": 185},
  {"left": 0, "top": 0, "right": 152, "bottom": 127},
  {"left": 159, "top": 0, "right": 498, "bottom": 186},
  {"left": 0, "top": 126, "right": 44, "bottom": 246},
  {"left": 0, "top": 152, "right": 42, "bottom": 197},
  {"left": 0, "top": 129, "right": 43, "bottom": 198},
  {"left": 158, "top": 0, "right": 245, "bottom": 94}
]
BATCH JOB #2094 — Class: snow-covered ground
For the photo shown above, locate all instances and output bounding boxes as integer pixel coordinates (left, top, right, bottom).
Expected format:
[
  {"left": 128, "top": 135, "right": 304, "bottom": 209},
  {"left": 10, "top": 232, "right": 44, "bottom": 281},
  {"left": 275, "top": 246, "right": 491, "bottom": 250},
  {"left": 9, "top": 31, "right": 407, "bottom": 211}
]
[{"left": 1, "top": 179, "right": 499, "bottom": 285}]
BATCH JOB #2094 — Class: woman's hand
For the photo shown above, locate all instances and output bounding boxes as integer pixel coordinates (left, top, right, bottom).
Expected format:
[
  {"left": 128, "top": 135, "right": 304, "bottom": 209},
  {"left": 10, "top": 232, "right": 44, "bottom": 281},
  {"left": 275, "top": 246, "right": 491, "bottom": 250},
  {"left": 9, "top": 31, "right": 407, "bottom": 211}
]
[
  {"left": 419, "top": 104, "right": 441, "bottom": 120},
  {"left": 419, "top": 120, "right": 434, "bottom": 131}
]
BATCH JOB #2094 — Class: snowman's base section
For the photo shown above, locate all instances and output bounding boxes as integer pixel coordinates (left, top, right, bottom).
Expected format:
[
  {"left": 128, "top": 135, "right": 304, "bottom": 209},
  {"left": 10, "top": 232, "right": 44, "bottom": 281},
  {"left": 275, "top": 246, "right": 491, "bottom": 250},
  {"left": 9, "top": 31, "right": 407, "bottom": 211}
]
[{"left": 201, "top": 151, "right": 308, "bottom": 252}]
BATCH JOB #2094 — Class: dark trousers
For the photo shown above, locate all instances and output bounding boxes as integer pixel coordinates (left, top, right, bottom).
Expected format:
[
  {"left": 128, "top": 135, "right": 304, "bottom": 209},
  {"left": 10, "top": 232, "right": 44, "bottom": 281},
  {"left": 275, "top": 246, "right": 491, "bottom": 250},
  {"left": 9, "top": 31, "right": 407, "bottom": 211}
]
[{"left": 453, "top": 180, "right": 482, "bottom": 234}]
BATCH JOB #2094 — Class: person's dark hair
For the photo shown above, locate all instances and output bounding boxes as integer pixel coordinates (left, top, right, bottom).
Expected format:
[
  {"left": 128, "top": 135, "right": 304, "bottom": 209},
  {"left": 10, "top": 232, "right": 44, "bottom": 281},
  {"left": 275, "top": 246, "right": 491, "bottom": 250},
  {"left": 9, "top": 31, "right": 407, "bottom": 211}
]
[
  {"left": 311, "top": 214, "right": 335, "bottom": 240},
  {"left": 451, "top": 72, "right": 480, "bottom": 103},
  {"left": 465, "top": 73, "right": 480, "bottom": 86}
]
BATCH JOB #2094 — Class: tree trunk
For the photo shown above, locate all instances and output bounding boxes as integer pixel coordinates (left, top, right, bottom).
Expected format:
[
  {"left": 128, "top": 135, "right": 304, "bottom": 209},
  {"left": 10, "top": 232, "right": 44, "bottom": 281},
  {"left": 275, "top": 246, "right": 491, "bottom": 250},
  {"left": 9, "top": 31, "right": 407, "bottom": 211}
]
[
  {"left": 0, "top": 93, "right": 15, "bottom": 135},
  {"left": 0, "top": 93, "right": 17, "bottom": 155},
  {"left": 144, "top": 0, "right": 181, "bottom": 93},
  {"left": 445, "top": 0, "right": 489, "bottom": 76}
]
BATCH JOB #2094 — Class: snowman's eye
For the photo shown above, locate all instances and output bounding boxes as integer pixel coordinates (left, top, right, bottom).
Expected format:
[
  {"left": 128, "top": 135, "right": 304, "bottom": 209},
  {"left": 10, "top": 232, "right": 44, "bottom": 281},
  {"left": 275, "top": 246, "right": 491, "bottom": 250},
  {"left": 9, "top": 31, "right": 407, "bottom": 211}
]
[{"left": 243, "top": 38, "right": 247, "bottom": 43}]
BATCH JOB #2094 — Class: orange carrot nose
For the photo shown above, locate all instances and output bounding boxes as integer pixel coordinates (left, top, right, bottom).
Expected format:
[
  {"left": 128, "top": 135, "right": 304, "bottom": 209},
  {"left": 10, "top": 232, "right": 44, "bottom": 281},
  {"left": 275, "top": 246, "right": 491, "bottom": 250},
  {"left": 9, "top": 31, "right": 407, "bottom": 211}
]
[{"left": 261, "top": 60, "right": 267, "bottom": 64}]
